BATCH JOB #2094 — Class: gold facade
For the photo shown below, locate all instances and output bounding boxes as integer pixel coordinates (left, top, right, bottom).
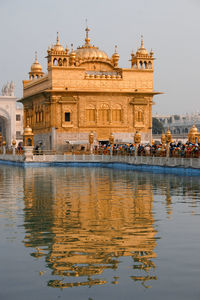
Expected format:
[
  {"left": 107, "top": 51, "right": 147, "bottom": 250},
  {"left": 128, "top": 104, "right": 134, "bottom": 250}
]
[{"left": 21, "top": 28, "right": 160, "bottom": 150}]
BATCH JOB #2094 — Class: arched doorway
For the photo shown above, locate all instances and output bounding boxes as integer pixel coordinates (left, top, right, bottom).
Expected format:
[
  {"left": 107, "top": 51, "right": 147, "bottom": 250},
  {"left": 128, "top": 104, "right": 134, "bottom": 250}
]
[{"left": 0, "top": 115, "right": 10, "bottom": 144}]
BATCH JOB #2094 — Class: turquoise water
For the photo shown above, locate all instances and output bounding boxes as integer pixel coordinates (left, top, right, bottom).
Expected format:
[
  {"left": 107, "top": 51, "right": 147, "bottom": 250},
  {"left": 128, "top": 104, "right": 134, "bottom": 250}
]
[{"left": 0, "top": 165, "right": 200, "bottom": 300}]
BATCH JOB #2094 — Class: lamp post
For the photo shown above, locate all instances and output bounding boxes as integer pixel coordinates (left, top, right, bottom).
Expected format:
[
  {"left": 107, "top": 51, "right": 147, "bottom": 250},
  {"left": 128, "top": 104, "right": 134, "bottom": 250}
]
[
  {"left": 134, "top": 131, "right": 141, "bottom": 156},
  {"left": 109, "top": 133, "right": 114, "bottom": 156},
  {"left": 23, "top": 125, "right": 34, "bottom": 161},
  {"left": 12, "top": 140, "right": 16, "bottom": 155},
  {"left": 89, "top": 131, "right": 94, "bottom": 154},
  {"left": 161, "top": 133, "right": 166, "bottom": 157},
  {"left": 165, "top": 129, "right": 172, "bottom": 157},
  {"left": 2, "top": 141, "right": 6, "bottom": 155},
  {"left": 188, "top": 122, "right": 199, "bottom": 144}
]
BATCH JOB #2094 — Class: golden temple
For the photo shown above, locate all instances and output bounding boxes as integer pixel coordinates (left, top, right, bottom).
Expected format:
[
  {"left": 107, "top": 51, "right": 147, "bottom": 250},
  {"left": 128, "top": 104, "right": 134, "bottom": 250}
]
[{"left": 21, "top": 27, "right": 160, "bottom": 151}]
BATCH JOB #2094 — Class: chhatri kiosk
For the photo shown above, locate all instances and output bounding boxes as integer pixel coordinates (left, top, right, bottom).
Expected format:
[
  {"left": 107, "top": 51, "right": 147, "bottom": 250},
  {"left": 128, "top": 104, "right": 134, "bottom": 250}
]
[{"left": 20, "top": 27, "right": 159, "bottom": 151}]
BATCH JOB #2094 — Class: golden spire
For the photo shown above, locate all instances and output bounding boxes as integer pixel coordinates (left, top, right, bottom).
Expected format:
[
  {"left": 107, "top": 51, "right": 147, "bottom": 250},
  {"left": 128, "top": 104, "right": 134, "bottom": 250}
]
[
  {"left": 85, "top": 20, "right": 91, "bottom": 46},
  {"left": 35, "top": 51, "right": 38, "bottom": 63},
  {"left": 141, "top": 35, "right": 144, "bottom": 48},
  {"left": 56, "top": 32, "right": 60, "bottom": 45}
]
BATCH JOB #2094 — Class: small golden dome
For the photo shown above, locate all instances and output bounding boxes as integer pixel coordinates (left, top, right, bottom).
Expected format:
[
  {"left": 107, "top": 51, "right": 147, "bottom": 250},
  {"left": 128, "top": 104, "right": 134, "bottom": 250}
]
[
  {"left": 24, "top": 125, "right": 33, "bottom": 135},
  {"left": 31, "top": 52, "right": 42, "bottom": 72},
  {"left": 31, "top": 61, "right": 42, "bottom": 72},
  {"left": 166, "top": 129, "right": 171, "bottom": 135},
  {"left": 112, "top": 46, "right": 119, "bottom": 59},
  {"left": 189, "top": 123, "right": 198, "bottom": 134},
  {"left": 52, "top": 32, "right": 65, "bottom": 52},
  {"left": 136, "top": 36, "right": 148, "bottom": 56},
  {"left": 113, "top": 52, "right": 119, "bottom": 59}
]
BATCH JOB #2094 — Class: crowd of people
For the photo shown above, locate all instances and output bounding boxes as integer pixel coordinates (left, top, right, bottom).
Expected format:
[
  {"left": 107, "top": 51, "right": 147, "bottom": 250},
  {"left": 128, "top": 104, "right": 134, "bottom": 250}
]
[
  {"left": 94, "top": 141, "right": 200, "bottom": 158},
  {"left": 2, "top": 140, "right": 200, "bottom": 159}
]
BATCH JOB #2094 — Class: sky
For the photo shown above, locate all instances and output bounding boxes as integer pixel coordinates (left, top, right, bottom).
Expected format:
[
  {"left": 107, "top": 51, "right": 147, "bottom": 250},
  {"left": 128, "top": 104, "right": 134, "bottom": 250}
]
[{"left": 0, "top": 0, "right": 200, "bottom": 115}]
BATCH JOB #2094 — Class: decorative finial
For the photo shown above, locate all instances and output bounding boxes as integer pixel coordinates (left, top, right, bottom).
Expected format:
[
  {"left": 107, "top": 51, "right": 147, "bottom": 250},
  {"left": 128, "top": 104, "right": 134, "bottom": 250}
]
[
  {"left": 115, "top": 45, "right": 117, "bottom": 53},
  {"left": 71, "top": 43, "right": 74, "bottom": 51},
  {"left": 85, "top": 20, "right": 90, "bottom": 45},
  {"left": 141, "top": 35, "right": 144, "bottom": 47},
  {"left": 35, "top": 51, "right": 38, "bottom": 63},
  {"left": 56, "top": 32, "right": 60, "bottom": 45},
  {"left": 150, "top": 48, "right": 154, "bottom": 56}
]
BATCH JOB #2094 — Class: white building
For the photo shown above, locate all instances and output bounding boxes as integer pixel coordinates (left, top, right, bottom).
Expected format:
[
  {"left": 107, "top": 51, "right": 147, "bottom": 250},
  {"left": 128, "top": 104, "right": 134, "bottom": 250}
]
[
  {"left": 0, "top": 82, "right": 23, "bottom": 147},
  {"left": 154, "top": 113, "right": 200, "bottom": 135}
]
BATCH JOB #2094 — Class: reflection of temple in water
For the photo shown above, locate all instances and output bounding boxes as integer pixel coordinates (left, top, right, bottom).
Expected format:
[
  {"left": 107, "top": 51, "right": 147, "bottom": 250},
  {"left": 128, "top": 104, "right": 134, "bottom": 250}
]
[
  {"left": 1, "top": 164, "right": 199, "bottom": 289},
  {"left": 23, "top": 167, "right": 158, "bottom": 288}
]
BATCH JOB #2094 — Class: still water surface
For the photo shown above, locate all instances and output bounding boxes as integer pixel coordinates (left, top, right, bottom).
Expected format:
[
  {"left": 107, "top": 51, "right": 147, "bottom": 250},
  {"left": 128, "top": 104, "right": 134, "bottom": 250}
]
[{"left": 0, "top": 165, "right": 200, "bottom": 300}]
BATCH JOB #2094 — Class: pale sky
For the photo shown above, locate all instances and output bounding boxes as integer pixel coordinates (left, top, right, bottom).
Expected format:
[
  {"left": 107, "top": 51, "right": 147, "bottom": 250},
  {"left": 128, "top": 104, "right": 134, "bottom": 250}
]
[{"left": 0, "top": 0, "right": 200, "bottom": 114}]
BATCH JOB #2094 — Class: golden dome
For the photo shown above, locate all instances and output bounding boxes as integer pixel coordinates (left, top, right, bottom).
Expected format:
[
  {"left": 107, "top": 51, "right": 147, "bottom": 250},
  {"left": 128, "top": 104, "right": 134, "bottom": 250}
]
[
  {"left": 24, "top": 125, "right": 33, "bottom": 135},
  {"left": 31, "top": 52, "right": 42, "bottom": 72},
  {"left": 166, "top": 129, "right": 171, "bottom": 135},
  {"left": 136, "top": 36, "right": 148, "bottom": 56},
  {"left": 73, "top": 26, "right": 109, "bottom": 61},
  {"left": 52, "top": 32, "right": 65, "bottom": 52},
  {"left": 189, "top": 123, "right": 198, "bottom": 134},
  {"left": 112, "top": 45, "right": 119, "bottom": 59},
  {"left": 75, "top": 47, "right": 108, "bottom": 60}
]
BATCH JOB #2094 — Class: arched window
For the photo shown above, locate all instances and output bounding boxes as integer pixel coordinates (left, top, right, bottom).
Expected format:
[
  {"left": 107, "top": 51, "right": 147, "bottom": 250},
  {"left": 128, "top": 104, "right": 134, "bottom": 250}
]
[
  {"left": 53, "top": 58, "right": 58, "bottom": 66},
  {"left": 136, "top": 111, "right": 144, "bottom": 123},
  {"left": 99, "top": 104, "right": 110, "bottom": 123},
  {"left": 58, "top": 58, "right": 62, "bottom": 66},
  {"left": 132, "top": 62, "right": 137, "bottom": 69},
  {"left": 148, "top": 61, "right": 152, "bottom": 69},
  {"left": 86, "top": 109, "right": 95, "bottom": 122},
  {"left": 112, "top": 104, "right": 122, "bottom": 122}
]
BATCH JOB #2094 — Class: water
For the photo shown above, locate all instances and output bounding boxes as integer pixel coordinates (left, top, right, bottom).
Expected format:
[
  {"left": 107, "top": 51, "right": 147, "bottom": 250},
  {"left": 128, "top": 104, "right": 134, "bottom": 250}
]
[{"left": 0, "top": 165, "right": 200, "bottom": 300}]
